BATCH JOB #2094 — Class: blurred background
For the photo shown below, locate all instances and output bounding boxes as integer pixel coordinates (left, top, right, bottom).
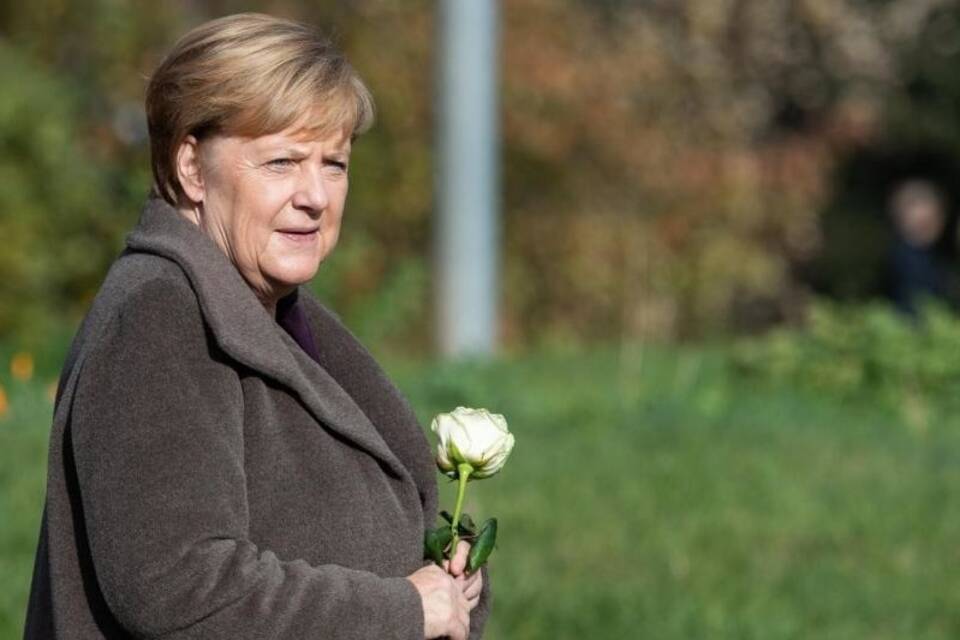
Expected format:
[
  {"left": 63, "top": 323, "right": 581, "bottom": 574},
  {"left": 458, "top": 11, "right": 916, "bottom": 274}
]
[{"left": 4, "top": 1, "right": 960, "bottom": 638}]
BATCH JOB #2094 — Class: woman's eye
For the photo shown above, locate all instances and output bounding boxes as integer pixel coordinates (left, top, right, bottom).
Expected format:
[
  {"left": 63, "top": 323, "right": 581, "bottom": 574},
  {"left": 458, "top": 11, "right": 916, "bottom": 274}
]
[
  {"left": 327, "top": 160, "right": 348, "bottom": 171},
  {"left": 267, "top": 158, "right": 295, "bottom": 169}
]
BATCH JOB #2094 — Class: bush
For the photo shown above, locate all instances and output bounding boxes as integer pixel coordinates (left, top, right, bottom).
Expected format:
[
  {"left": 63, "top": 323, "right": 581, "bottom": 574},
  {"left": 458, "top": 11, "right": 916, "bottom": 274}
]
[{"left": 733, "top": 299, "right": 960, "bottom": 409}]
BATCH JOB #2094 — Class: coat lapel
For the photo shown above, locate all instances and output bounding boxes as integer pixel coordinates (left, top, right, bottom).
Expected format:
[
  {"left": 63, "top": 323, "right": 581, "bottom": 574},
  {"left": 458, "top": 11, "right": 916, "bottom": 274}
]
[{"left": 124, "top": 195, "right": 410, "bottom": 481}]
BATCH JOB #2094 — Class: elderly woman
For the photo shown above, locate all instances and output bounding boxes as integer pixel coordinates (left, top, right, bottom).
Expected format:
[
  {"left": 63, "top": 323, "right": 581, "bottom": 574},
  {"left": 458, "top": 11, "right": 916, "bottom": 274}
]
[{"left": 24, "top": 13, "right": 489, "bottom": 640}]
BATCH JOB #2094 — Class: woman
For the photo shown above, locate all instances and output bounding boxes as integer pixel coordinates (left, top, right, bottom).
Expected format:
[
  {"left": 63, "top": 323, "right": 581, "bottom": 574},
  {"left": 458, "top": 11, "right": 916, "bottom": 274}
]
[{"left": 23, "top": 13, "right": 488, "bottom": 640}]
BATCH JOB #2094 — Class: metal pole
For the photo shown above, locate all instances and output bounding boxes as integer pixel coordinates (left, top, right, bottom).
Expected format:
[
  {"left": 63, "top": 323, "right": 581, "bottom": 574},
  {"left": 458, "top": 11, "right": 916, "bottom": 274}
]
[{"left": 435, "top": 0, "right": 500, "bottom": 357}]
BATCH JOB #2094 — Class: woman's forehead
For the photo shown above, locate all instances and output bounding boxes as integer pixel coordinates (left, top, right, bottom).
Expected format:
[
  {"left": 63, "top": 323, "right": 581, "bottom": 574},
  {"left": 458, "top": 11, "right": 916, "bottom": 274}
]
[{"left": 247, "top": 123, "right": 352, "bottom": 151}]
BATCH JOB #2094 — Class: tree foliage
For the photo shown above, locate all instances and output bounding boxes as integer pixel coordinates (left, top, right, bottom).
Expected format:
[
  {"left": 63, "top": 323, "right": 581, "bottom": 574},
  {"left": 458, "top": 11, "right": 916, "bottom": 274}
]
[{"left": 1, "top": 1, "right": 959, "bottom": 349}]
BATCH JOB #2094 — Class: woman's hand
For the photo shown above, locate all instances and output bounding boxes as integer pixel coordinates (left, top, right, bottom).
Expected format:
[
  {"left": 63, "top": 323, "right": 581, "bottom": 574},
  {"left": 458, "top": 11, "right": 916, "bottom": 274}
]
[
  {"left": 407, "top": 564, "right": 471, "bottom": 640},
  {"left": 443, "top": 541, "right": 484, "bottom": 611}
]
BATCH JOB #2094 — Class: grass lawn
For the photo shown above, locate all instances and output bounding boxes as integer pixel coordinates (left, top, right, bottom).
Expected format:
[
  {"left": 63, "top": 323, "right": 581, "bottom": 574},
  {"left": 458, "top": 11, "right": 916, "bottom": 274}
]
[{"left": 2, "top": 344, "right": 960, "bottom": 638}]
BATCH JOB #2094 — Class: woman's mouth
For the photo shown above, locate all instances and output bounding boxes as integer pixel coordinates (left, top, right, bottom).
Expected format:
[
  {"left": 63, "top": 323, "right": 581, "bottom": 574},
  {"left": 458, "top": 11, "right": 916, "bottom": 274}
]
[{"left": 277, "top": 228, "right": 319, "bottom": 244}]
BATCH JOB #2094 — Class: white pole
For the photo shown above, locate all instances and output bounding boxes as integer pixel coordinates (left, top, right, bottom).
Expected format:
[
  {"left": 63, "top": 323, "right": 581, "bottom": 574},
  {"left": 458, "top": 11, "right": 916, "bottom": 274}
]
[{"left": 435, "top": 0, "right": 501, "bottom": 357}]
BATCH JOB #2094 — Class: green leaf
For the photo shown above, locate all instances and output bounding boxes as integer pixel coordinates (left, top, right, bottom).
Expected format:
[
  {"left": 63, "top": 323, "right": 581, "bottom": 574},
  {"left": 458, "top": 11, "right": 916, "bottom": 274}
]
[
  {"left": 424, "top": 525, "right": 454, "bottom": 565},
  {"left": 459, "top": 513, "right": 477, "bottom": 535},
  {"left": 423, "top": 529, "right": 443, "bottom": 565},
  {"left": 436, "top": 525, "right": 454, "bottom": 553},
  {"left": 439, "top": 510, "right": 477, "bottom": 536},
  {"left": 467, "top": 518, "right": 498, "bottom": 572}
]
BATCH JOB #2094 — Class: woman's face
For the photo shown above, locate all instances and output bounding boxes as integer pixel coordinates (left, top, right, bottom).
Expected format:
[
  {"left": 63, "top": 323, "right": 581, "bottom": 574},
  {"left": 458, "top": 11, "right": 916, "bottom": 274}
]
[{"left": 184, "top": 122, "right": 351, "bottom": 307}]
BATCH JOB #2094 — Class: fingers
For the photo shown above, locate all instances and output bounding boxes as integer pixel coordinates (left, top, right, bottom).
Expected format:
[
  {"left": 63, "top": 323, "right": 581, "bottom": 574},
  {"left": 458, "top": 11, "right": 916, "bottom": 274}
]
[
  {"left": 463, "top": 571, "right": 482, "bottom": 602},
  {"left": 448, "top": 587, "right": 470, "bottom": 640},
  {"left": 455, "top": 597, "right": 471, "bottom": 640},
  {"left": 449, "top": 540, "right": 470, "bottom": 577},
  {"left": 455, "top": 570, "right": 483, "bottom": 610},
  {"left": 407, "top": 564, "right": 471, "bottom": 640},
  {"left": 454, "top": 570, "right": 481, "bottom": 593}
]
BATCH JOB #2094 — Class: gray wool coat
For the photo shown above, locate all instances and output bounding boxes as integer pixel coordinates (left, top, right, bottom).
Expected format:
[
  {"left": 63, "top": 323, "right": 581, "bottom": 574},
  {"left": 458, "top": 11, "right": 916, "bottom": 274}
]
[{"left": 23, "top": 195, "right": 491, "bottom": 639}]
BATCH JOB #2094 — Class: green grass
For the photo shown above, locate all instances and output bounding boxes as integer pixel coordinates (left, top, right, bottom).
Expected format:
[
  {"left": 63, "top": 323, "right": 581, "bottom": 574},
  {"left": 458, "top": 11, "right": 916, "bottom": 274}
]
[
  {"left": 0, "top": 368, "right": 53, "bottom": 636},
  {"left": 3, "top": 344, "right": 960, "bottom": 638}
]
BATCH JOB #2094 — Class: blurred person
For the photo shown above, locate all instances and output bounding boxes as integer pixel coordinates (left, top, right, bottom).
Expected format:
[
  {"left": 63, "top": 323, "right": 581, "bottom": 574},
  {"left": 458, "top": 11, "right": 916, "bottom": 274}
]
[
  {"left": 886, "top": 179, "right": 950, "bottom": 315},
  {"left": 23, "top": 14, "right": 488, "bottom": 640}
]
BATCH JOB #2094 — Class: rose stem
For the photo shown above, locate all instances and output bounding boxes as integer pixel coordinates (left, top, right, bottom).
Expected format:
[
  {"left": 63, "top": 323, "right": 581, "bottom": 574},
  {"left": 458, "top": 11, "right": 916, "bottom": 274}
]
[{"left": 449, "top": 462, "right": 474, "bottom": 560}]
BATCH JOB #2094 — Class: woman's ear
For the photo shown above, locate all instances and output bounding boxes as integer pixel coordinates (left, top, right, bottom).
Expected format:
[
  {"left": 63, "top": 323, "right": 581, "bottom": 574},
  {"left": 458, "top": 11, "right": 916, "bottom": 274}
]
[{"left": 175, "top": 135, "right": 205, "bottom": 203}]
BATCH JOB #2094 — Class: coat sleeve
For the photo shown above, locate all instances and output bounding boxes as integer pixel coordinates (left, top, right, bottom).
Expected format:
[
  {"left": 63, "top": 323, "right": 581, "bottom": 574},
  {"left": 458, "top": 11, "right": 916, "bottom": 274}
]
[{"left": 70, "top": 277, "right": 424, "bottom": 639}]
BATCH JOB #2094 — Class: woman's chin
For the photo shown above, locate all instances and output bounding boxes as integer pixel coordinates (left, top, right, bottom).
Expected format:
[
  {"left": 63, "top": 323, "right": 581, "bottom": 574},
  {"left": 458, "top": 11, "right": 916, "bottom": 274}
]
[{"left": 266, "top": 260, "right": 322, "bottom": 290}]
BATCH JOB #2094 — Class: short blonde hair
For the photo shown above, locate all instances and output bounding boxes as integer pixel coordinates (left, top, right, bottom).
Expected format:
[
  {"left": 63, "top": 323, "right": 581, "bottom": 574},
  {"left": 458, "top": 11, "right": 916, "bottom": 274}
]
[{"left": 146, "top": 13, "right": 375, "bottom": 205}]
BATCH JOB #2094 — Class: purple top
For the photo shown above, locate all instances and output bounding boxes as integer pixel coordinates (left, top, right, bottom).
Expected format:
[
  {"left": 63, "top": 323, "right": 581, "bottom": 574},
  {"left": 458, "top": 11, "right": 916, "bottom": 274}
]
[{"left": 275, "top": 290, "right": 322, "bottom": 364}]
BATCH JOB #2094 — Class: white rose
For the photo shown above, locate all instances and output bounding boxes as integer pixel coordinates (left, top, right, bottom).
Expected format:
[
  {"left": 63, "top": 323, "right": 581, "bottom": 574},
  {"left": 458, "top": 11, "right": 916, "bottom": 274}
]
[{"left": 431, "top": 406, "right": 515, "bottom": 479}]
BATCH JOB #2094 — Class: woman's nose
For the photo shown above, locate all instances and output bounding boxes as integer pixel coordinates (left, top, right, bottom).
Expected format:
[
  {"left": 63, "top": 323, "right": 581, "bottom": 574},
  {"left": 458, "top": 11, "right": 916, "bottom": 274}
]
[{"left": 291, "top": 166, "right": 329, "bottom": 215}]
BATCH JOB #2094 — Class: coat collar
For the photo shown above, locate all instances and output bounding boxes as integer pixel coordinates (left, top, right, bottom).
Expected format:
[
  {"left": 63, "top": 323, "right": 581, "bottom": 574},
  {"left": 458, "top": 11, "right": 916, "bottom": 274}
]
[{"left": 125, "top": 194, "right": 410, "bottom": 481}]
